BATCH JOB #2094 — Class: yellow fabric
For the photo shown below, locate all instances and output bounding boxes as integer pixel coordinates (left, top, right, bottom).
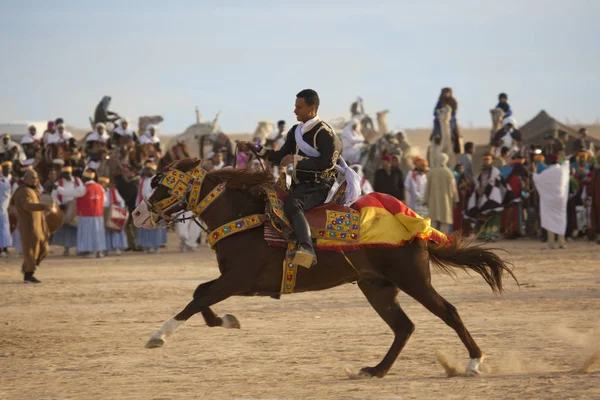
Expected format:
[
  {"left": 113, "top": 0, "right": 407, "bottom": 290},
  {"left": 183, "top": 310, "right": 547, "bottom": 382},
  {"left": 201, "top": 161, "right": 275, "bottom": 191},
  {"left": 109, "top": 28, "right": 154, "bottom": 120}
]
[{"left": 316, "top": 206, "right": 444, "bottom": 247}]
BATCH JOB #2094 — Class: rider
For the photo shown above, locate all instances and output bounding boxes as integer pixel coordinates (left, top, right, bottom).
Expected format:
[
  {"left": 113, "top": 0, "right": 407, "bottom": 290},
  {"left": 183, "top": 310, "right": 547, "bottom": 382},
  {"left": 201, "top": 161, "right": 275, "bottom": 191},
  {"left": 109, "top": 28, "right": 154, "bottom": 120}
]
[{"left": 242, "top": 89, "right": 342, "bottom": 267}]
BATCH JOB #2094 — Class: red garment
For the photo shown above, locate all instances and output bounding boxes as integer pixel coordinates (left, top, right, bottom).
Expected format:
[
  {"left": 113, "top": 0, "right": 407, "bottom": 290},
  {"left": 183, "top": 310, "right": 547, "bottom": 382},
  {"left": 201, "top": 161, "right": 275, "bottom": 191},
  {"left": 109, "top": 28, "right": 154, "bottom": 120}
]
[
  {"left": 453, "top": 176, "right": 472, "bottom": 234},
  {"left": 500, "top": 174, "right": 523, "bottom": 238},
  {"left": 76, "top": 182, "right": 105, "bottom": 217}
]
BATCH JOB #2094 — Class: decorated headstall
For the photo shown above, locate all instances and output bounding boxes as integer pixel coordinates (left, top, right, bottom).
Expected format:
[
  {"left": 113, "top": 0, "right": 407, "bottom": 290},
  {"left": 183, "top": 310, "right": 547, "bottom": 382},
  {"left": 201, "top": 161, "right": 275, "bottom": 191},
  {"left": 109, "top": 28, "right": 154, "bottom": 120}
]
[{"left": 145, "top": 164, "right": 225, "bottom": 224}]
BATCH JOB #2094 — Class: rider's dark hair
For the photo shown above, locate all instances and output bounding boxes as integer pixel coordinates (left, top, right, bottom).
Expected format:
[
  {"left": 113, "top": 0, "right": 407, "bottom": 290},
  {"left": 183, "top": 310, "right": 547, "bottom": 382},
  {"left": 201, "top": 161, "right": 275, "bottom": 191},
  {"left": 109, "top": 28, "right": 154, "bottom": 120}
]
[
  {"left": 498, "top": 93, "right": 508, "bottom": 100},
  {"left": 296, "top": 89, "right": 320, "bottom": 111},
  {"left": 464, "top": 142, "right": 474, "bottom": 152},
  {"left": 277, "top": 120, "right": 286, "bottom": 126}
]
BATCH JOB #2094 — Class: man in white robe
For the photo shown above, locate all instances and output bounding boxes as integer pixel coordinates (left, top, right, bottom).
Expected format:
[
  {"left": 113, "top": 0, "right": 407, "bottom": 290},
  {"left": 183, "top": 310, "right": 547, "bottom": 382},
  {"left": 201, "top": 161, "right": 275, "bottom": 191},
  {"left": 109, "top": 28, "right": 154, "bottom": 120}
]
[
  {"left": 404, "top": 157, "right": 429, "bottom": 217},
  {"left": 341, "top": 119, "right": 366, "bottom": 165},
  {"left": 46, "top": 123, "right": 74, "bottom": 144},
  {"left": 177, "top": 211, "right": 201, "bottom": 252},
  {"left": 424, "top": 153, "right": 458, "bottom": 234},
  {"left": 533, "top": 156, "right": 570, "bottom": 249}
]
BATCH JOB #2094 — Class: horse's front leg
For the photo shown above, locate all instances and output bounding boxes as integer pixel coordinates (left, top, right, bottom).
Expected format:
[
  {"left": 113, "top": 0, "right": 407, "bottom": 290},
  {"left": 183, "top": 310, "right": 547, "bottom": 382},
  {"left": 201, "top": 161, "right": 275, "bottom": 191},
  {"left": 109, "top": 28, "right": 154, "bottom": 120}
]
[{"left": 145, "top": 275, "right": 247, "bottom": 349}]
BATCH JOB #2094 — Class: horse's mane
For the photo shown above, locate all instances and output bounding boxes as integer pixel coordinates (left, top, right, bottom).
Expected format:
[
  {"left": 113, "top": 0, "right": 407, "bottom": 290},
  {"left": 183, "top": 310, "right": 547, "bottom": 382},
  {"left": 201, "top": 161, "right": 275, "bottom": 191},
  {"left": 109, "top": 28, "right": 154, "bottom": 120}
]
[
  {"left": 169, "top": 158, "right": 275, "bottom": 189},
  {"left": 207, "top": 168, "right": 275, "bottom": 189}
]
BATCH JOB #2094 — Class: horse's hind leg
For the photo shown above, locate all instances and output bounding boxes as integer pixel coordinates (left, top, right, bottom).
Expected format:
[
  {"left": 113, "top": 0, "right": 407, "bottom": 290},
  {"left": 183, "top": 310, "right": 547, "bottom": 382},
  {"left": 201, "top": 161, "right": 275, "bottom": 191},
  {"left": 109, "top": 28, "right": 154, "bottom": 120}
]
[
  {"left": 348, "top": 279, "right": 415, "bottom": 379},
  {"left": 393, "top": 272, "right": 484, "bottom": 375},
  {"left": 146, "top": 278, "right": 241, "bottom": 348}
]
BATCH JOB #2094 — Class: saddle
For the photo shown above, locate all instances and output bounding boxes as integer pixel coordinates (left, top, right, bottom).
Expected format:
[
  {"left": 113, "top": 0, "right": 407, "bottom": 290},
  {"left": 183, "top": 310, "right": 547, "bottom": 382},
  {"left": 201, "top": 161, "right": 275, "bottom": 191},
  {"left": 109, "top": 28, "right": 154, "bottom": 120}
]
[{"left": 264, "top": 174, "right": 360, "bottom": 248}]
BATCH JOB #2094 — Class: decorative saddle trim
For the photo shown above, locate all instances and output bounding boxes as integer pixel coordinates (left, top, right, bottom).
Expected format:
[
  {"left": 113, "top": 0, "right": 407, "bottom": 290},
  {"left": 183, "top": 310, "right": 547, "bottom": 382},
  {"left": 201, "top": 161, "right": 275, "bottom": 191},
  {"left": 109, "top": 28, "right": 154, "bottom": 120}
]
[{"left": 208, "top": 214, "right": 267, "bottom": 248}]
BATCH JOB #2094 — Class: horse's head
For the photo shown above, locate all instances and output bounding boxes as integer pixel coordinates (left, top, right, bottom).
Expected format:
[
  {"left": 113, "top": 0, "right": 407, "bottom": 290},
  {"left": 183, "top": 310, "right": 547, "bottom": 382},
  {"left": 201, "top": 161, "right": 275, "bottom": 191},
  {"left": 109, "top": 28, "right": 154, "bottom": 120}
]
[{"left": 132, "top": 158, "right": 204, "bottom": 229}]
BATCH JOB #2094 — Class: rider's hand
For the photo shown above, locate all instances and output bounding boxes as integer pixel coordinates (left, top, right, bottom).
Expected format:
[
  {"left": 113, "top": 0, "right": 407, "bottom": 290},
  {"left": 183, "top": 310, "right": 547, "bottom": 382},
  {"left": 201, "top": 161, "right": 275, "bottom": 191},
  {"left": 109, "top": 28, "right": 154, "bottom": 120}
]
[{"left": 281, "top": 154, "right": 295, "bottom": 167}]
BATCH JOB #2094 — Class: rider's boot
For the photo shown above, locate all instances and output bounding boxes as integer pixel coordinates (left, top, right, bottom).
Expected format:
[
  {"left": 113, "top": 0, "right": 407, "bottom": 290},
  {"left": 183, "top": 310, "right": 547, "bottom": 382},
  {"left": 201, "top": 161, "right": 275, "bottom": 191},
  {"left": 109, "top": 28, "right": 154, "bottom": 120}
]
[{"left": 289, "top": 212, "right": 317, "bottom": 268}]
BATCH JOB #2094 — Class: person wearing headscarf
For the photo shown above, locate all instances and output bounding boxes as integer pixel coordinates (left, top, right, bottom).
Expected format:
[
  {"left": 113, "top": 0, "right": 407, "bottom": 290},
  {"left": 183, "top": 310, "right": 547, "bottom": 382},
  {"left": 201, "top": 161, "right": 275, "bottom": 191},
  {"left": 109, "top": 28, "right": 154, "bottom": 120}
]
[
  {"left": 139, "top": 124, "right": 162, "bottom": 162},
  {"left": 453, "top": 164, "right": 472, "bottom": 235},
  {"left": 350, "top": 164, "right": 374, "bottom": 195},
  {"left": 532, "top": 154, "right": 570, "bottom": 249},
  {"left": 374, "top": 155, "right": 404, "bottom": 200},
  {"left": 20, "top": 125, "right": 43, "bottom": 159},
  {"left": 431, "top": 88, "right": 460, "bottom": 151},
  {"left": 395, "top": 131, "right": 413, "bottom": 176},
  {"left": 135, "top": 162, "right": 163, "bottom": 254},
  {"left": 571, "top": 128, "right": 595, "bottom": 157},
  {"left": 341, "top": 119, "right": 366, "bottom": 165},
  {"left": 0, "top": 134, "right": 19, "bottom": 162},
  {"left": 423, "top": 153, "right": 458, "bottom": 234},
  {"left": 46, "top": 123, "right": 74, "bottom": 145},
  {"left": 500, "top": 155, "right": 529, "bottom": 239},
  {"left": 100, "top": 177, "right": 127, "bottom": 255},
  {"left": 86, "top": 123, "right": 110, "bottom": 146},
  {"left": 56, "top": 169, "right": 107, "bottom": 258},
  {"left": 495, "top": 93, "right": 513, "bottom": 118},
  {"left": 42, "top": 121, "right": 56, "bottom": 145},
  {"left": 492, "top": 117, "right": 522, "bottom": 158},
  {"left": 404, "top": 156, "right": 429, "bottom": 216},
  {"left": 50, "top": 166, "right": 82, "bottom": 256},
  {"left": 465, "top": 152, "right": 509, "bottom": 242},
  {"left": 93, "top": 95, "right": 120, "bottom": 126},
  {"left": 10, "top": 169, "right": 51, "bottom": 283},
  {"left": 112, "top": 118, "right": 137, "bottom": 145}
]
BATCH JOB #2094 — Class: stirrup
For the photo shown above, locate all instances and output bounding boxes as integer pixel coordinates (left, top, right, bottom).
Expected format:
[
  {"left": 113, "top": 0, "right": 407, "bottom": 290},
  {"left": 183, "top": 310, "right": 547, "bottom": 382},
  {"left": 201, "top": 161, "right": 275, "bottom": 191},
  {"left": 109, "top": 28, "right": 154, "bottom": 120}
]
[{"left": 291, "top": 246, "right": 316, "bottom": 268}]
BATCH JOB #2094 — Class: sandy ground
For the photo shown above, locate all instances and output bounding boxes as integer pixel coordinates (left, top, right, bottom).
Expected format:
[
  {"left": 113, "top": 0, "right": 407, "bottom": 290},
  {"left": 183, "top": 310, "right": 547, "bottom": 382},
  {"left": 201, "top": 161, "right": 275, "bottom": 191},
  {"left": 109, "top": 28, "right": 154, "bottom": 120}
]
[{"left": 1, "top": 232, "right": 599, "bottom": 400}]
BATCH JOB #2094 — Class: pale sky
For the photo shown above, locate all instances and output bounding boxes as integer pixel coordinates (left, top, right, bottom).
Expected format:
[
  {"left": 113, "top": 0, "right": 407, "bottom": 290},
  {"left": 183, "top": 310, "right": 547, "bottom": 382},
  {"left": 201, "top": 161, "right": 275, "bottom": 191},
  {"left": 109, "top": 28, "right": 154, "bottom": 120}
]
[{"left": 1, "top": 0, "right": 599, "bottom": 135}]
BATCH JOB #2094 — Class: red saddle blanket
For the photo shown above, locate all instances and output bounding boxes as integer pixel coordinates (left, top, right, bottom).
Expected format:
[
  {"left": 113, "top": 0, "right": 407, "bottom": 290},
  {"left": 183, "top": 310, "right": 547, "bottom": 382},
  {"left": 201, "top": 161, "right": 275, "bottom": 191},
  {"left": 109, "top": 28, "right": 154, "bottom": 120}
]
[{"left": 264, "top": 187, "right": 448, "bottom": 251}]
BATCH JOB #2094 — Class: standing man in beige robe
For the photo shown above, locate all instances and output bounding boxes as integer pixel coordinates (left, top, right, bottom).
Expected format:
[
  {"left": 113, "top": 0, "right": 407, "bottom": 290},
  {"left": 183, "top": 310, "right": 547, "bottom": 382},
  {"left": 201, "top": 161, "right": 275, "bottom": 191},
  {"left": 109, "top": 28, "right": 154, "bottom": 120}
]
[
  {"left": 10, "top": 170, "right": 51, "bottom": 283},
  {"left": 424, "top": 153, "right": 458, "bottom": 234}
]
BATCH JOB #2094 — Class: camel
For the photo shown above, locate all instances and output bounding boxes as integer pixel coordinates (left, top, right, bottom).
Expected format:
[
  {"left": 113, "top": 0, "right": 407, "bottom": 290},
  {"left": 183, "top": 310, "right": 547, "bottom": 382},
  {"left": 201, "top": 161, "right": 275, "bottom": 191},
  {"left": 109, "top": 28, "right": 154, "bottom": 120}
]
[
  {"left": 489, "top": 108, "right": 505, "bottom": 152},
  {"left": 138, "top": 115, "right": 164, "bottom": 136},
  {"left": 376, "top": 110, "right": 390, "bottom": 136},
  {"left": 428, "top": 105, "right": 452, "bottom": 168},
  {"left": 252, "top": 121, "right": 274, "bottom": 144}
]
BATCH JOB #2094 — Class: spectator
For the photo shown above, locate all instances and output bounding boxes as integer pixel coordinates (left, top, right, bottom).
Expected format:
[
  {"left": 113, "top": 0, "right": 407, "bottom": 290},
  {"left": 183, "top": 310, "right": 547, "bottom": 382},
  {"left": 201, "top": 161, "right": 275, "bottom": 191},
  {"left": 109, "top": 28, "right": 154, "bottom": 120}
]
[{"left": 424, "top": 153, "right": 458, "bottom": 234}]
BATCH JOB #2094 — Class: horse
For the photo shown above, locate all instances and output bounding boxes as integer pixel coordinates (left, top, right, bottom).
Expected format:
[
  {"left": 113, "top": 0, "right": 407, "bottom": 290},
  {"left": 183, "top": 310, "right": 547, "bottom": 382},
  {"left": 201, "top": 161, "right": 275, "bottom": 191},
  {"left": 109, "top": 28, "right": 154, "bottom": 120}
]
[
  {"left": 157, "top": 141, "right": 191, "bottom": 172},
  {"left": 132, "top": 158, "right": 517, "bottom": 379}
]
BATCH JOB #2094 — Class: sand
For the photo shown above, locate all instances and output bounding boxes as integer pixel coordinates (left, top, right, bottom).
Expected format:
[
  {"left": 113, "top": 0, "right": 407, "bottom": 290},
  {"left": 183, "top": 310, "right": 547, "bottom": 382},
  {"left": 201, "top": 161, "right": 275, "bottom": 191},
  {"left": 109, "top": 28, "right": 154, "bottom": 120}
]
[{"left": 1, "top": 233, "right": 599, "bottom": 400}]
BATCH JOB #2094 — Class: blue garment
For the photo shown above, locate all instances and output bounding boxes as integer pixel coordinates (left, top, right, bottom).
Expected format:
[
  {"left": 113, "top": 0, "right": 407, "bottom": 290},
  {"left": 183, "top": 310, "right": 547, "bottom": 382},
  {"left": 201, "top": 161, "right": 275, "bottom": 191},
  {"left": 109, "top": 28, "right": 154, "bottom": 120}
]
[
  {"left": 536, "top": 162, "right": 548, "bottom": 174},
  {"left": 499, "top": 165, "right": 513, "bottom": 180},
  {"left": 0, "top": 213, "right": 12, "bottom": 248},
  {"left": 77, "top": 216, "right": 106, "bottom": 253},
  {"left": 432, "top": 100, "right": 457, "bottom": 137},
  {"left": 105, "top": 229, "right": 126, "bottom": 251},
  {"left": 453, "top": 170, "right": 461, "bottom": 183},
  {"left": 161, "top": 228, "right": 167, "bottom": 245},
  {"left": 136, "top": 227, "right": 163, "bottom": 249},
  {"left": 12, "top": 228, "right": 21, "bottom": 254},
  {"left": 495, "top": 102, "right": 512, "bottom": 117},
  {"left": 571, "top": 162, "right": 590, "bottom": 174},
  {"left": 51, "top": 225, "right": 77, "bottom": 248}
]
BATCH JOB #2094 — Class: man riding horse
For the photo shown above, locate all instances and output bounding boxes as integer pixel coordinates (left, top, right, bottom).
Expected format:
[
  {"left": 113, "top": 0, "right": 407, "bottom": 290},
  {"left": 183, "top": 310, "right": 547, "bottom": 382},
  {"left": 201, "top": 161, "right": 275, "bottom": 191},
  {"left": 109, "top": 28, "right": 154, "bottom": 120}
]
[{"left": 241, "top": 89, "right": 342, "bottom": 267}]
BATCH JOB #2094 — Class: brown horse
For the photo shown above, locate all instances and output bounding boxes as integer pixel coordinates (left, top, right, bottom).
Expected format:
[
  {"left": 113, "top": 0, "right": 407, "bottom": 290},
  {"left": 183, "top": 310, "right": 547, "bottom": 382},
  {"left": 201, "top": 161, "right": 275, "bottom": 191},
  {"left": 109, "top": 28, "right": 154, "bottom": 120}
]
[{"left": 132, "top": 158, "right": 517, "bottom": 379}]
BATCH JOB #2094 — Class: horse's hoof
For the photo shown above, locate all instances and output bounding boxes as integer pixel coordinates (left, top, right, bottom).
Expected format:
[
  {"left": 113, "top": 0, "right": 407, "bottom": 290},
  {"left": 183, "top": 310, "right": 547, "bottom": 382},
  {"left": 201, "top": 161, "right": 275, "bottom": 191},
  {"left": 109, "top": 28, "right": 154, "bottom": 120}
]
[
  {"left": 221, "top": 314, "right": 241, "bottom": 329},
  {"left": 465, "top": 357, "right": 483, "bottom": 377},
  {"left": 344, "top": 367, "right": 381, "bottom": 380},
  {"left": 145, "top": 337, "right": 165, "bottom": 348}
]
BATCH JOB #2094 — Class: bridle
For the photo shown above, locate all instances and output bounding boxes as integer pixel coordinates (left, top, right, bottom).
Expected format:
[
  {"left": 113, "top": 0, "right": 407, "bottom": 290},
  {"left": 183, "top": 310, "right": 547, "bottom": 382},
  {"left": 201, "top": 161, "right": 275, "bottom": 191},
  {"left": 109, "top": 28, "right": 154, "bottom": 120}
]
[
  {"left": 144, "top": 164, "right": 225, "bottom": 232},
  {"left": 144, "top": 156, "right": 269, "bottom": 249}
]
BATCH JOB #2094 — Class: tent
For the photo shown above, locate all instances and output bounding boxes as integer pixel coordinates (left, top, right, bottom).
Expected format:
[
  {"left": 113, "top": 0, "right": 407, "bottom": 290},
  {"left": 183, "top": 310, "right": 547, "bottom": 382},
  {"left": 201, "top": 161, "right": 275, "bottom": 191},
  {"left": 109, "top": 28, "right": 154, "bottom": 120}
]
[{"left": 518, "top": 110, "right": 600, "bottom": 151}]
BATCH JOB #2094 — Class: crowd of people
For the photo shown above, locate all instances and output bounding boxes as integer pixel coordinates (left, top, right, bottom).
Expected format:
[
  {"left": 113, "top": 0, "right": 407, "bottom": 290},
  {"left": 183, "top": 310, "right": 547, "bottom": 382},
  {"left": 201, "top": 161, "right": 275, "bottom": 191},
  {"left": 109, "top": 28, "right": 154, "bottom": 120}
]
[
  {"left": 0, "top": 117, "right": 230, "bottom": 283},
  {"left": 347, "top": 92, "right": 599, "bottom": 248},
  {"left": 3, "top": 91, "right": 599, "bottom": 282}
]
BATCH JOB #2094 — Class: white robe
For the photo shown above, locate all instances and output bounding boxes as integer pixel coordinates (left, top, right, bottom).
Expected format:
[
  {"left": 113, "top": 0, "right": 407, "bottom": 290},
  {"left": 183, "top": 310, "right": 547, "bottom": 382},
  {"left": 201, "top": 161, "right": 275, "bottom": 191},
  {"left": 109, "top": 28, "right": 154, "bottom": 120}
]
[
  {"left": 177, "top": 211, "right": 201, "bottom": 249},
  {"left": 46, "top": 131, "right": 73, "bottom": 144},
  {"left": 533, "top": 161, "right": 570, "bottom": 235},
  {"left": 139, "top": 134, "right": 160, "bottom": 145},
  {"left": 404, "top": 170, "right": 428, "bottom": 216},
  {"left": 341, "top": 122, "right": 365, "bottom": 165},
  {"left": 86, "top": 131, "right": 110, "bottom": 142},
  {"left": 20, "top": 133, "right": 43, "bottom": 145}
]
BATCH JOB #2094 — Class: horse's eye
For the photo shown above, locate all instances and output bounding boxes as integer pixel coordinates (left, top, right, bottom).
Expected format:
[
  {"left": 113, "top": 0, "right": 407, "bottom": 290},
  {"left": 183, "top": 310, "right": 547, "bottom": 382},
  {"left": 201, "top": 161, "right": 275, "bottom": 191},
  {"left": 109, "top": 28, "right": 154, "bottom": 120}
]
[{"left": 151, "top": 174, "right": 162, "bottom": 188}]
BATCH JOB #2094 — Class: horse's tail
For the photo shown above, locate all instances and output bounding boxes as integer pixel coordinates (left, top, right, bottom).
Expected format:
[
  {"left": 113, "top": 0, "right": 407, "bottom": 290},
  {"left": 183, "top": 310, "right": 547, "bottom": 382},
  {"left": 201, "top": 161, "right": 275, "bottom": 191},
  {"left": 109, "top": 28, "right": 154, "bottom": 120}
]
[{"left": 427, "top": 233, "right": 518, "bottom": 293}]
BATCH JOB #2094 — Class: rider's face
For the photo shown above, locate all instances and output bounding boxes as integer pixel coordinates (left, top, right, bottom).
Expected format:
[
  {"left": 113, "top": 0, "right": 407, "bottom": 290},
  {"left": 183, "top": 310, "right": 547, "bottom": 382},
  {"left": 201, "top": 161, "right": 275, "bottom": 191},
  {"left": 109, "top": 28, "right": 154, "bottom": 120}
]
[{"left": 294, "top": 98, "right": 316, "bottom": 123}]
